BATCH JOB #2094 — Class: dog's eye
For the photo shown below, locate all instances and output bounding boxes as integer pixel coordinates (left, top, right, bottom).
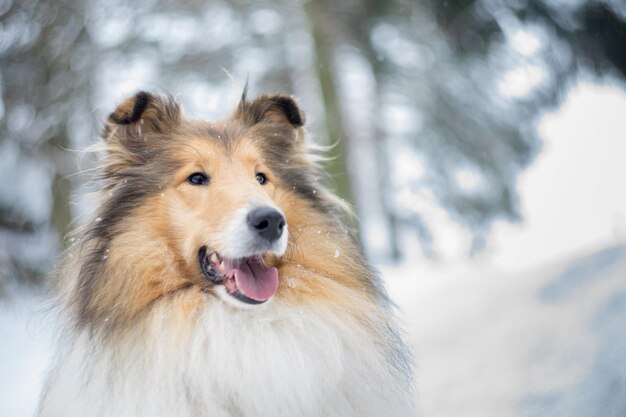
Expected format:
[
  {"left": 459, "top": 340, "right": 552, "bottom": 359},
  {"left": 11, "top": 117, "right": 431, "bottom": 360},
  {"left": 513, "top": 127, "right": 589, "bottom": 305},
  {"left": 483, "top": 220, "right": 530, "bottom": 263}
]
[
  {"left": 187, "top": 172, "right": 209, "bottom": 185},
  {"left": 256, "top": 172, "right": 268, "bottom": 185}
]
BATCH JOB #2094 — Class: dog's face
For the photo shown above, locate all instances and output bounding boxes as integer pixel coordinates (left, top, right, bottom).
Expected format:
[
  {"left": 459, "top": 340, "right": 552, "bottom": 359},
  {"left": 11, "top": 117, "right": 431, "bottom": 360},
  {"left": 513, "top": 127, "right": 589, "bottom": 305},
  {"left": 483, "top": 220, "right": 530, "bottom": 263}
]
[
  {"left": 166, "top": 131, "right": 289, "bottom": 307},
  {"left": 97, "top": 91, "right": 322, "bottom": 309}
]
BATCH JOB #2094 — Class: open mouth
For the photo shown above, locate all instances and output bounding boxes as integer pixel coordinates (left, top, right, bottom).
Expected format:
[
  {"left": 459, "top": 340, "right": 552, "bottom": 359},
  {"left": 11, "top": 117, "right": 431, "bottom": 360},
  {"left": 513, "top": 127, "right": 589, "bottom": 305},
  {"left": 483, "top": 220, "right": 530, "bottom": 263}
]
[{"left": 198, "top": 246, "right": 279, "bottom": 305}]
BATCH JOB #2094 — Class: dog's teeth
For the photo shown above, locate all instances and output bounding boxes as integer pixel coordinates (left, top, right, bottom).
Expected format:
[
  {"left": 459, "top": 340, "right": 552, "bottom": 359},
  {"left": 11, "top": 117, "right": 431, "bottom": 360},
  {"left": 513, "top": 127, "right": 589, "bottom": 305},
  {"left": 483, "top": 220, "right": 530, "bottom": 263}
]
[{"left": 210, "top": 253, "right": 219, "bottom": 265}]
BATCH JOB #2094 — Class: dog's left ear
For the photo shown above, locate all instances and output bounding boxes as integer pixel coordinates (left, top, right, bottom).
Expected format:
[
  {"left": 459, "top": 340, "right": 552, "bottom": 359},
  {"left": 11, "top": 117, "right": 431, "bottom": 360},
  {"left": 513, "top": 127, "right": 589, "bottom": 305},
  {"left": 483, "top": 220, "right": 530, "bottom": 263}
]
[{"left": 234, "top": 93, "right": 305, "bottom": 128}]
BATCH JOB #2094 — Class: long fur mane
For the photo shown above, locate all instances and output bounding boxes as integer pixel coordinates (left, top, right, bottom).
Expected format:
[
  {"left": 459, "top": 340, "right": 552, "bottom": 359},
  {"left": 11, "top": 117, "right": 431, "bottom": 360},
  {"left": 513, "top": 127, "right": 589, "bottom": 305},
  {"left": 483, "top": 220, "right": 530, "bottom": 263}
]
[{"left": 38, "top": 91, "right": 415, "bottom": 417}]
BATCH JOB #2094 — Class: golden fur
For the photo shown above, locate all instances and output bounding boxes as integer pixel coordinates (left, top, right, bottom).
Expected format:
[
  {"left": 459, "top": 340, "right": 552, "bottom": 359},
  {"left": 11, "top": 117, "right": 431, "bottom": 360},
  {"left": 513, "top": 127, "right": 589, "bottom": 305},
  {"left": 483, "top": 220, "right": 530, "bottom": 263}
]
[{"left": 39, "top": 90, "right": 414, "bottom": 417}]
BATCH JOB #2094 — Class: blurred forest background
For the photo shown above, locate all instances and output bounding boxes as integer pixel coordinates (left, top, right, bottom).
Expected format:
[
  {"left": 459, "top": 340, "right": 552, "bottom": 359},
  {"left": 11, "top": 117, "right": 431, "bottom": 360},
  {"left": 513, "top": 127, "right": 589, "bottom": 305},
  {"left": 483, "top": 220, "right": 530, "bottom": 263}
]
[
  {"left": 1, "top": 0, "right": 626, "bottom": 289},
  {"left": 2, "top": 2, "right": 626, "bottom": 417}
]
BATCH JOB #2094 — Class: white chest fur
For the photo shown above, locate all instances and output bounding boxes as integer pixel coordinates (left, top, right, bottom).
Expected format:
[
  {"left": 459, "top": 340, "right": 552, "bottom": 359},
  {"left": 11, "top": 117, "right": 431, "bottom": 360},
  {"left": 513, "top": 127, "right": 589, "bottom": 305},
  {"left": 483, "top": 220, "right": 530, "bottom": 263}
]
[{"left": 39, "top": 297, "right": 415, "bottom": 417}]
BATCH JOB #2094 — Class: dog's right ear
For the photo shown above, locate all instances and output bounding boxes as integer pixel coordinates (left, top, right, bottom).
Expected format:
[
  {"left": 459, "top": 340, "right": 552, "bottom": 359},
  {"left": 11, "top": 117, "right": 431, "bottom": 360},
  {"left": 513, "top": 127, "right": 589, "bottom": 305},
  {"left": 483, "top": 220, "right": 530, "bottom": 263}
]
[{"left": 101, "top": 91, "right": 182, "bottom": 150}]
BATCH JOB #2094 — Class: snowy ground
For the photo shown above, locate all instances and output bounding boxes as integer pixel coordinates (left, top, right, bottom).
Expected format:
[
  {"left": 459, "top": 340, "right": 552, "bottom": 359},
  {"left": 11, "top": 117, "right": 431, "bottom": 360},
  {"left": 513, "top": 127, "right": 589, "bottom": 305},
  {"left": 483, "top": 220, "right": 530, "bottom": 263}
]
[
  {"left": 1, "top": 82, "right": 625, "bottom": 416},
  {"left": 384, "top": 242, "right": 626, "bottom": 417},
  {"left": 0, "top": 290, "right": 54, "bottom": 417}
]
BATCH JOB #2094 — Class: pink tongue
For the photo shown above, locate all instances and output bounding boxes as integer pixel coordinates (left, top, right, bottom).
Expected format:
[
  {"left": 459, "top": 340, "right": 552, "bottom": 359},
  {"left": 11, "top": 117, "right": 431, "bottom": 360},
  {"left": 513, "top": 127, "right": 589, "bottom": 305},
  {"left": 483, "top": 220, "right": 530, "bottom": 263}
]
[{"left": 233, "top": 257, "right": 279, "bottom": 301}]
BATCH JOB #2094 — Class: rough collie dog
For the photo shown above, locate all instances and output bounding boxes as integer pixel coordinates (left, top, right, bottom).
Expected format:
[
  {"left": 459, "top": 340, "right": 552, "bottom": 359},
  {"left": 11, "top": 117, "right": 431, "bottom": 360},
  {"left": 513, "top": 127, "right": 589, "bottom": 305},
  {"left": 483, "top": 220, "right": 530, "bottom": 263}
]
[{"left": 38, "top": 91, "right": 415, "bottom": 416}]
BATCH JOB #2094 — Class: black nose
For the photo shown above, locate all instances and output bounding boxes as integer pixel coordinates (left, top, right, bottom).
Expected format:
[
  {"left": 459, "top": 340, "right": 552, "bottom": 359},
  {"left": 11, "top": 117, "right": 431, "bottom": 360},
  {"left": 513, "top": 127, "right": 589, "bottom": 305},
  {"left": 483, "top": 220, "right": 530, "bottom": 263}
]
[{"left": 247, "top": 207, "right": 286, "bottom": 242}]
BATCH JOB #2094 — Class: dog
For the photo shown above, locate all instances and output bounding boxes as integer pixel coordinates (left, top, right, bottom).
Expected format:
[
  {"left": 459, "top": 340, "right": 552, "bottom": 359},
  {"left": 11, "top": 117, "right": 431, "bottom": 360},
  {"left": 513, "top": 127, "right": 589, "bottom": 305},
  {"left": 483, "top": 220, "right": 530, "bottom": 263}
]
[{"left": 38, "top": 90, "right": 415, "bottom": 416}]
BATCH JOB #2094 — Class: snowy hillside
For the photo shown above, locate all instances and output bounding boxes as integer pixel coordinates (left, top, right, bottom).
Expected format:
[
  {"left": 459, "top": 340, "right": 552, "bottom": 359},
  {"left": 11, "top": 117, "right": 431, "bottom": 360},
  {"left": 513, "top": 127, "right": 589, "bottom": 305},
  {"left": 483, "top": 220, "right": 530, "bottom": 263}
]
[
  {"left": 1, "top": 243, "right": 625, "bottom": 417},
  {"left": 385, "top": 243, "right": 626, "bottom": 417}
]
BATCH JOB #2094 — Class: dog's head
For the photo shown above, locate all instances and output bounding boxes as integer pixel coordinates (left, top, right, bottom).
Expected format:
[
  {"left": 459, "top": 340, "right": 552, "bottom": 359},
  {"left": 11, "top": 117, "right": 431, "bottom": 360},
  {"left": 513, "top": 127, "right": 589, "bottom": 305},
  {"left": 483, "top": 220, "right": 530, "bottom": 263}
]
[{"left": 87, "top": 90, "right": 336, "bottom": 312}]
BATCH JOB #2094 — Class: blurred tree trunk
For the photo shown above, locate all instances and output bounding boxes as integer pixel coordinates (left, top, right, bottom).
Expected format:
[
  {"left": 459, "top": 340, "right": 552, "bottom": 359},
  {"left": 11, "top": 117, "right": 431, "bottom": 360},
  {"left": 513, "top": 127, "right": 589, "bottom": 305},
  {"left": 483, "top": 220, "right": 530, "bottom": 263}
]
[
  {"left": 371, "top": 69, "right": 402, "bottom": 261},
  {"left": 304, "top": 0, "right": 354, "bottom": 207},
  {"left": 48, "top": 141, "right": 72, "bottom": 244},
  {"left": 361, "top": 0, "right": 403, "bottom": 260},
  {"left": 305, "top": 0, "right": 402, "bottom": 259},
  {"left": 46, "top": 23, "right": 95, "bottom": 245}
]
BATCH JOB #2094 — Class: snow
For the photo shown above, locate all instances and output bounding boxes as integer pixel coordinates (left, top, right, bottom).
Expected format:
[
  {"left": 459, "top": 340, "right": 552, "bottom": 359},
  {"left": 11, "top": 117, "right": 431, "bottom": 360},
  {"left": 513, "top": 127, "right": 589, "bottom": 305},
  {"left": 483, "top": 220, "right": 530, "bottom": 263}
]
[
  {"left": 0, "top": 141, "right": 54, "bottom": 225},
  {"left": 498, "top": 64, "right": 547, "bottom": 98},
  {"left": 1, "top": 81, "right": 625, "bottom": 416},
  {"left": 384, "top": 243, "right": 626, "bottom": 417},
  {"left": 0, "top": 290, "right": 54, "bottom": 417}
]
